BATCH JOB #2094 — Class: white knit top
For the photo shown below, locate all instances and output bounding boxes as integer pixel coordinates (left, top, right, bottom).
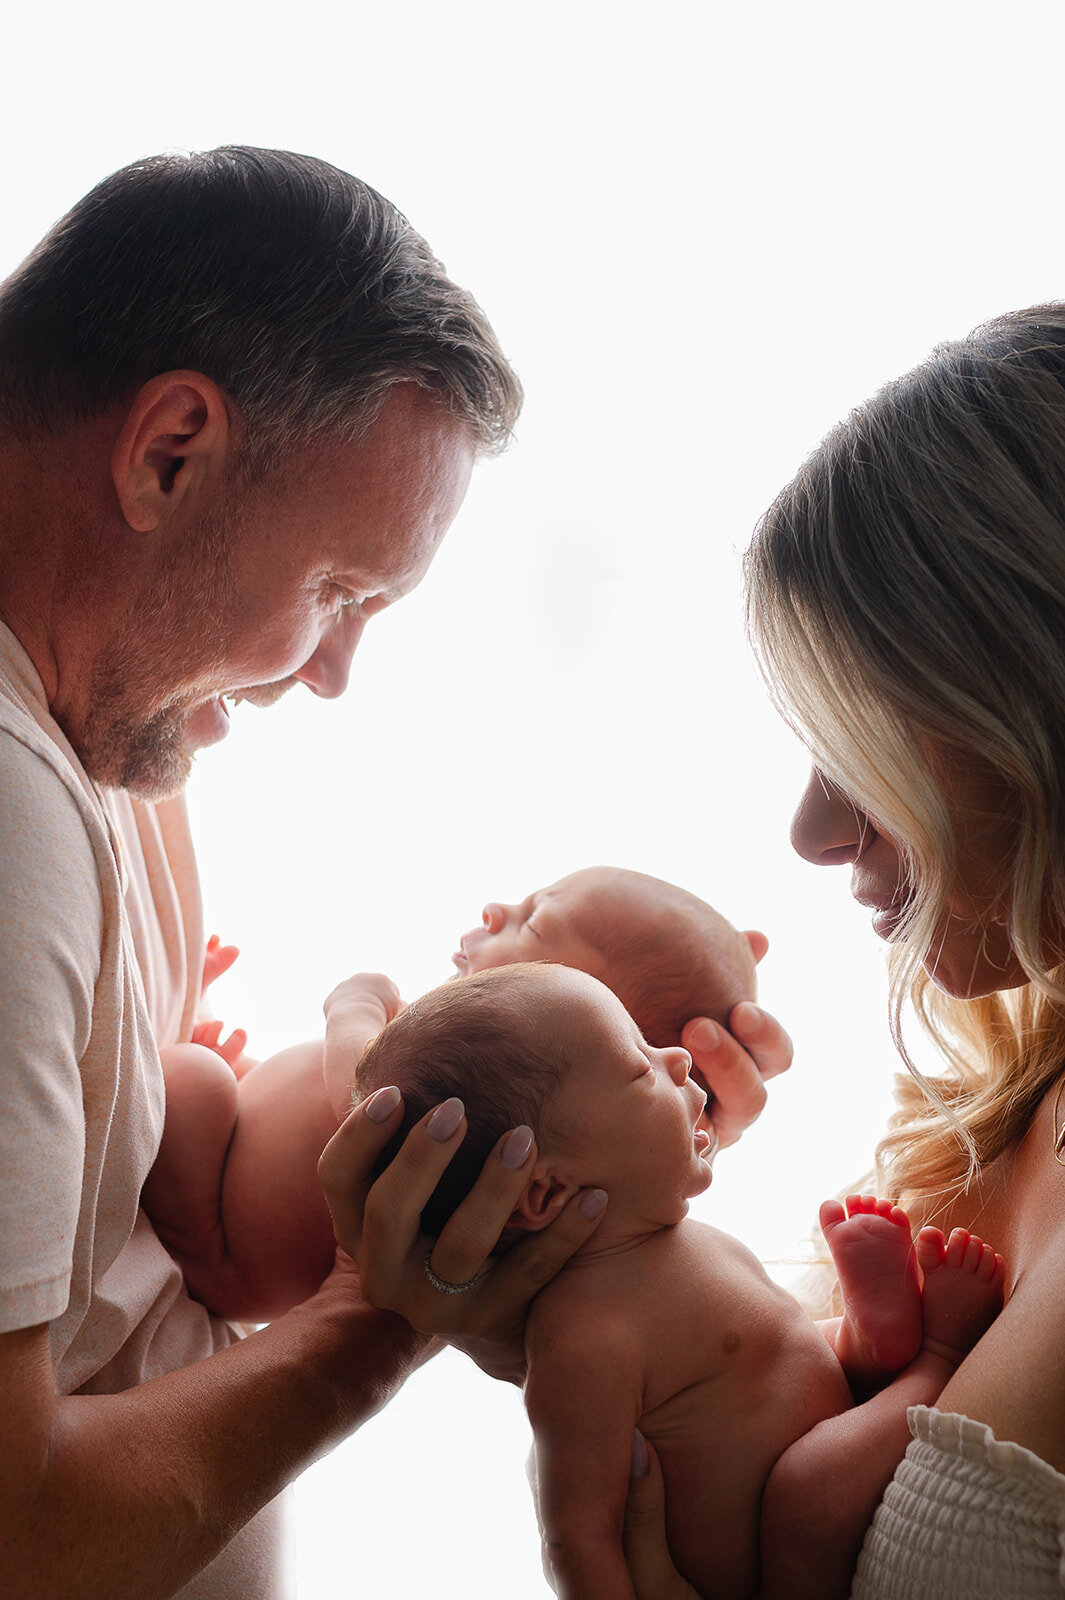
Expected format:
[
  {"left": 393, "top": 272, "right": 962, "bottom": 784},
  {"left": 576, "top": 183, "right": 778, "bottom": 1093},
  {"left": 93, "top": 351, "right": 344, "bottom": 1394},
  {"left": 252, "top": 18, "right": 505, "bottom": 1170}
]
[{"left": 851, "top": 1406, "right": 1065, "bottom": 1598}]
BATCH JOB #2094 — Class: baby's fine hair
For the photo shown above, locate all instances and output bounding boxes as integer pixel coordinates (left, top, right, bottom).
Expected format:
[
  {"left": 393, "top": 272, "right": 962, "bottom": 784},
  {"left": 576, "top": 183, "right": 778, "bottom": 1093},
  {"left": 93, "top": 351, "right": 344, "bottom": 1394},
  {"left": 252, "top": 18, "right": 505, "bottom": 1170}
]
[
  {"left": 355, "top": 966, "right": 567, "bottom": 1236},
  {"left": 567, "top": 867, "right": 757, "bottom": 1044}
]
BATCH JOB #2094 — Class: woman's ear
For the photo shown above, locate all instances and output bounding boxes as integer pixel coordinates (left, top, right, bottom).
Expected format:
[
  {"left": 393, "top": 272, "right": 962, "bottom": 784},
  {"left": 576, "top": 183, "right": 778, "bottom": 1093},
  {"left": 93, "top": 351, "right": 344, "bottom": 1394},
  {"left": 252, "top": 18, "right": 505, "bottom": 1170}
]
[
  {"left": 508, "top": 1167, "right": 581, "bottom": 1233},
  {"left": 111, "top": 370, "right": 234, "bottom": 533}
]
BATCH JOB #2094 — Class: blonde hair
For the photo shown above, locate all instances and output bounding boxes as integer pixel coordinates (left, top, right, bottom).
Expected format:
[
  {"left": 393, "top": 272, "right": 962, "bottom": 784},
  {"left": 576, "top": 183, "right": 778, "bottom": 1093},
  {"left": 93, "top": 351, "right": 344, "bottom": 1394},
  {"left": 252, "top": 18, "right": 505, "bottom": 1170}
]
[{"left": 745, "top": 303, "right": 1065, "bottom": 1223}]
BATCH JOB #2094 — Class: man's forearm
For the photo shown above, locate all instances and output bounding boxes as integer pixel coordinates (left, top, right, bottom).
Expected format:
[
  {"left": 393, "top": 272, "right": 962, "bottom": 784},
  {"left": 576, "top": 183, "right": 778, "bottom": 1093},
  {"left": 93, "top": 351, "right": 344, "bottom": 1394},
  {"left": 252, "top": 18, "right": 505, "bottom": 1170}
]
[{"left": 4, "top": 1281, "right": 428, "bottom": 1600}]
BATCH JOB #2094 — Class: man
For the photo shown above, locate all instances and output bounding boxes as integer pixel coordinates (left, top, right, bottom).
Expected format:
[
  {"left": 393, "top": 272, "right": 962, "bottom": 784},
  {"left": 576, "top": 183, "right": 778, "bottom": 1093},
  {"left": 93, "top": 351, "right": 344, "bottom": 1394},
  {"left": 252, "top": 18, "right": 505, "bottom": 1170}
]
[
  {"left": 0, "top": 144, "right": 526, "bottom": 1598},
  {"left": 0, "top": 146, "right": 790, "bottom": 1597}
]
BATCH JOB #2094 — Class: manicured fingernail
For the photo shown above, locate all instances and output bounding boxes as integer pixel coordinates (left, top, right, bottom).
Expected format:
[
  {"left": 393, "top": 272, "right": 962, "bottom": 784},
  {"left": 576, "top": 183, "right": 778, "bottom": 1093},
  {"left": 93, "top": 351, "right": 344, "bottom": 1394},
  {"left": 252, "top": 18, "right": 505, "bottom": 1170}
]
[
  {"left": 365, "top": 1085, "right": 402, "bottom": 1123},
  {"left": 690, "top": 1019, "right": 721, "bottom": 1051},
  {"left": 500, "top": 1125, "right": 534, "bottom": 1169},
  {"left": 578, "top": 1187, "right": 608, "bottom": 1220},
  {"left": 426, "top": 1097, "right": 465, "bottom": 1141},
  {"left": 630, "top": 1430, "right": 649, "bottom": 1478},
  {"left": 732, "top": 1003, "right": 763, "bottom": 1038}
]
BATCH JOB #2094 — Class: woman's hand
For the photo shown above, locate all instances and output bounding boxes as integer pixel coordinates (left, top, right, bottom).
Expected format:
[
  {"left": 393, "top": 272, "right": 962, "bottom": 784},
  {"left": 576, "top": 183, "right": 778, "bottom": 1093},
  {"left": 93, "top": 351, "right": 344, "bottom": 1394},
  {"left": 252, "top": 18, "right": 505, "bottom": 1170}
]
[
  {"left": 624, "top": 1434, "right": 702, "bottom": 1600},
  {"left": 682, "top": 1001, "right": 792, "bottom": 1153},
  {"left": 317, "top": 1087, "right": 608, "bottom": 1384}
]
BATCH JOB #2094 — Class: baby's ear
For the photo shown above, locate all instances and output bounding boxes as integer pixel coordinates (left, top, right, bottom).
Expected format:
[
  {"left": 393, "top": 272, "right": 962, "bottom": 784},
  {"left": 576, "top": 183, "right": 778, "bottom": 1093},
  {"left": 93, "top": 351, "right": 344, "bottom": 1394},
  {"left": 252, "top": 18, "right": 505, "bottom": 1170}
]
[{"left": 508, "top": 1168, "right": 580, "bottom": 1233}]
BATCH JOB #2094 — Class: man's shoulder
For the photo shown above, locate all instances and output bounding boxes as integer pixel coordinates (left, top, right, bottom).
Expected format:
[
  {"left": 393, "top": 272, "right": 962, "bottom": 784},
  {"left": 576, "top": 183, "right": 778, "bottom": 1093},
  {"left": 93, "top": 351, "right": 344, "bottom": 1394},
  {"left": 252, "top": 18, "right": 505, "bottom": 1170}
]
[{"left": 0, "top": 714, "right": 106, "bottom": 896}]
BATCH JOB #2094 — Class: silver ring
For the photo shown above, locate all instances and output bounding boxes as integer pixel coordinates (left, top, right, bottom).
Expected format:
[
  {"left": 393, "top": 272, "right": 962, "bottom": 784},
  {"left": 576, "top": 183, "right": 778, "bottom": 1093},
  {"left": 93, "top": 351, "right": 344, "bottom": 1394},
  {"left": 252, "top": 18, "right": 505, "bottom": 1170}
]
[{"left": 423, "top": 1250, "right": 481, "bottom": 1295}]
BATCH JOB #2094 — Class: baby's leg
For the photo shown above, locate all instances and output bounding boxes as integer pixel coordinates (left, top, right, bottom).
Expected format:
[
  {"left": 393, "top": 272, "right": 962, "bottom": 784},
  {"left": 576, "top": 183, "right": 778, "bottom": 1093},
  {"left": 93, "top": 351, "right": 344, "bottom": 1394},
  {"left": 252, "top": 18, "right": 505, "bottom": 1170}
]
[
  {"left": 761, "top": 1225, "right": 1005, "bottom": 1600},
  {"left": 820, "top": 1194, "right": 922, "bottom": 1386},
  {"left": 142, "top": 1043, "right": 239, "bottom": 1273}
]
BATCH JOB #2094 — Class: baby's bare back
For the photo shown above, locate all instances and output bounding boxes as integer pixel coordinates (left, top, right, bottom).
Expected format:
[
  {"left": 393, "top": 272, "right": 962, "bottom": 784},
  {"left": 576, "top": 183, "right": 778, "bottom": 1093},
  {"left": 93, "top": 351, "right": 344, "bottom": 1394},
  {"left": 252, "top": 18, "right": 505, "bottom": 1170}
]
[{"left": 535, "top": 1220, "right": 853, "bottom": 1600}]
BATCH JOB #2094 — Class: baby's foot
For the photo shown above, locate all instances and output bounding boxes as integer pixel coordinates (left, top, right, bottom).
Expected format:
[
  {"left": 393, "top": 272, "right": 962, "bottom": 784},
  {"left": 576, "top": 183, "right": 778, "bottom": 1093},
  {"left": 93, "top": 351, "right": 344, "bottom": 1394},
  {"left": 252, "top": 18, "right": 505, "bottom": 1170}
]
[
  {"left": 915, "top": 1226, "right": 1006, "bottom": 1366},
  {"left": 821, "top": 1194, "right": 923, "bottom": 1384}
]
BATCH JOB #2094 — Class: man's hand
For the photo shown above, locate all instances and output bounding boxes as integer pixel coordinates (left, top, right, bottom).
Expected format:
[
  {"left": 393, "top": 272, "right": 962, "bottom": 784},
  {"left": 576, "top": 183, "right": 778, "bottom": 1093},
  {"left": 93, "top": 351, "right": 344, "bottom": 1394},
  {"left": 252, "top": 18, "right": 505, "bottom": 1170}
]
[
  {"left": 318, "top": 1087, "right": 607, "bottom": 1384},
  {"left": 682, "top": 1001, "right": 792, "bottom": 1153}
]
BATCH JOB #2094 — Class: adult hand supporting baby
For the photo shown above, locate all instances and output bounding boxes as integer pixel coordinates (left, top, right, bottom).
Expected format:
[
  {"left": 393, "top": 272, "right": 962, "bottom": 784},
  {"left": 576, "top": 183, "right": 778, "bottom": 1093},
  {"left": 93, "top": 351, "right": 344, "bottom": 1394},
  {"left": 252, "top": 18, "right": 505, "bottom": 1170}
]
[
  {"left": 683, "top": 1001, "right": 792, "bottom": 1152},
  {"left": 318, "top": 1087, "right": 608, "bottom": 1385},
  {"left": 624, "top": 1434, "right": 701, "bottom": 1600}
]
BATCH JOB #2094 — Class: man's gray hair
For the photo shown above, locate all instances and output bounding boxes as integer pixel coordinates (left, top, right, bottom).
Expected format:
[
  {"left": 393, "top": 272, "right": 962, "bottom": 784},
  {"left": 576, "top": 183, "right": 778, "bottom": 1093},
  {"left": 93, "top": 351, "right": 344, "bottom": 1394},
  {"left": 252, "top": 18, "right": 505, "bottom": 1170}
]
[{"left": 0, "top": 145, "right": 522, "bottom": 462}]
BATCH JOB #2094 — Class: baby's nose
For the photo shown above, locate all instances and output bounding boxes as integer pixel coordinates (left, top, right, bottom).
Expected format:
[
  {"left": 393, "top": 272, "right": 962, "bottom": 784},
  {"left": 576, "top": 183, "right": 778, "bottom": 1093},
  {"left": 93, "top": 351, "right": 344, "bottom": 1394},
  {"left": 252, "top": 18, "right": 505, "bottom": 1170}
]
[
  {"left": 667, "top": 1047, "right": 692, "bottom": 1085},
  {"left": 482, "top": 903, "right": 505, "bottom": 934}
]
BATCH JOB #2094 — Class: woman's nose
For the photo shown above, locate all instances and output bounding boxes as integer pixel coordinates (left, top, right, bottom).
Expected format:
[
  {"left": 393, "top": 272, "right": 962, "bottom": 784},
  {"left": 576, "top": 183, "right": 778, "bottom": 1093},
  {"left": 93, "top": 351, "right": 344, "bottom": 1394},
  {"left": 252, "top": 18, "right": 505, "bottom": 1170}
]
[{"left": 790, "top": 767, "right": 865, "bottom": 867}]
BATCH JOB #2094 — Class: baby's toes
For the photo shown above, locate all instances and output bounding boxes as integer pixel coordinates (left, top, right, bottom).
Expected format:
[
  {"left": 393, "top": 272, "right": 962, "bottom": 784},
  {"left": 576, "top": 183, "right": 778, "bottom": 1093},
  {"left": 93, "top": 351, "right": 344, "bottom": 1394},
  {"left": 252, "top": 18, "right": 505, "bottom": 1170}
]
[
  {"left": 819, "top": 1199, "right": 846, "bottom": 1232},
  {"left": 944, "top": 1228, "right": 972, "bottom": 1269},
  {"left": 915, "top": 1226, "right": 946, "bottom": 1274}
]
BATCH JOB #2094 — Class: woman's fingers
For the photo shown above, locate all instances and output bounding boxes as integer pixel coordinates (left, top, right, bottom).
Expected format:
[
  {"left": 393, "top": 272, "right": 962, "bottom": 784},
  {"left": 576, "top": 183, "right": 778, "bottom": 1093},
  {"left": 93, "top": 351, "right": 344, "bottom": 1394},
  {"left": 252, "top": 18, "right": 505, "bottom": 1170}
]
[
  {"left": 475, "top": 1183, "right": 609, "bottom": 1306},
  {"left": 682, "top": 1003, "right": 793, "bottom": 1150},
  {"left": 317, "top": 1085, "right": 413, "bottom": 1267},
  {"left": 624, "top": 1434, "right": 700, "bottom": 1600},
  {"left": 318, "top": 1096, "right": 610, "bottom": 1381}
]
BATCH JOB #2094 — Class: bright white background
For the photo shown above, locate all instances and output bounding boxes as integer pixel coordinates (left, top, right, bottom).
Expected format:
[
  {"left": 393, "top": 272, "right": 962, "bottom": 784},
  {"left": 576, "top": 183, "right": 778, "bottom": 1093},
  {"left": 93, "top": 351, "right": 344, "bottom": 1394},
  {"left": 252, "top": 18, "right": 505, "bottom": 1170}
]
[{"left": 3, "top": 4, "right": 1065, "bottom": 1593}]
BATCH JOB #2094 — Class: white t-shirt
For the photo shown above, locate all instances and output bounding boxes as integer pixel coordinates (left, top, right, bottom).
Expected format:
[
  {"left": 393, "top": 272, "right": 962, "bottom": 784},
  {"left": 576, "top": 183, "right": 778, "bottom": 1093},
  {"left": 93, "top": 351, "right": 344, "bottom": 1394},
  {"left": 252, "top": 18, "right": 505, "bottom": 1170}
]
[{"left": 0, "top": 621, "right": 287, "bottom": 1595}]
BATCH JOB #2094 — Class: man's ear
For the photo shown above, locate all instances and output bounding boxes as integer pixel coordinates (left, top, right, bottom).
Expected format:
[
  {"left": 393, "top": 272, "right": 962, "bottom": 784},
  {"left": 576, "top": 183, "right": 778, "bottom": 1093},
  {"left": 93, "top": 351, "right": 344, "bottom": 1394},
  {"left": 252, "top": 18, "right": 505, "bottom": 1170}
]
[
  {"left": 111, "top": 371, "right": 234, "bottom": 533},
  {"left": 507, "top": 1166, "right": 581, "bottom": 1233},
  {"left": 742, "top": 929, "right": 770, "bottom": 965}
]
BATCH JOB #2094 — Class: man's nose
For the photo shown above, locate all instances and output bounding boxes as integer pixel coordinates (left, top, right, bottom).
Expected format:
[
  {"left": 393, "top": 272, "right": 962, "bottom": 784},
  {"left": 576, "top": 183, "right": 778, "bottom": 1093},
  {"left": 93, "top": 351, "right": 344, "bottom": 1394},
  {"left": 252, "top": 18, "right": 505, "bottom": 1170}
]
[
  {"left": 790, "top": 767, "right": 864, "bottom": 867},
  {"left": 294, "top": 611, "right": 367, "bottom": 698}
]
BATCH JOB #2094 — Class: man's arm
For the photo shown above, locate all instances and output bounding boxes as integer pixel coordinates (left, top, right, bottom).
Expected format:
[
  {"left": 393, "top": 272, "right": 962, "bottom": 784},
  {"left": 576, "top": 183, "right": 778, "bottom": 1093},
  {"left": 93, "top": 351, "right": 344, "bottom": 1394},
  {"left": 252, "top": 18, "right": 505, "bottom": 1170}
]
[
  {"left": 0, "top": 1260, "right": 429, "bottom": 1600},
  {"left": 524, "top": 1327, "right": 644, "bottom": 1600}
]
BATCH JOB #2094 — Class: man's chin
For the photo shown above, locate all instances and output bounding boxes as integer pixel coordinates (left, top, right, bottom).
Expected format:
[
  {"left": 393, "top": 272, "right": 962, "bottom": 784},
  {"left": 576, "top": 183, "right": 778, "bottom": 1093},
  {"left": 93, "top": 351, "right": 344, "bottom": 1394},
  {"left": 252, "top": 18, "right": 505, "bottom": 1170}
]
[{"left": 183, "top": 696, "right": 232, "bottom": 752}]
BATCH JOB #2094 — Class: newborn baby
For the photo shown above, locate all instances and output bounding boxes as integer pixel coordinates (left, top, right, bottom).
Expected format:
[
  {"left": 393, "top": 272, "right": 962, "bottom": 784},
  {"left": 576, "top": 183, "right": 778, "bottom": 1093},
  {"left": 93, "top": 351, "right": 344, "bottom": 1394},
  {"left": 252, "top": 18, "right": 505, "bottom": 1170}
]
[
  {"left": 354, "top": 959, "right": 1004, "bottom": 1600},
  {"left": 143, "top": 867, "right": 762, "bottom": 1320}
]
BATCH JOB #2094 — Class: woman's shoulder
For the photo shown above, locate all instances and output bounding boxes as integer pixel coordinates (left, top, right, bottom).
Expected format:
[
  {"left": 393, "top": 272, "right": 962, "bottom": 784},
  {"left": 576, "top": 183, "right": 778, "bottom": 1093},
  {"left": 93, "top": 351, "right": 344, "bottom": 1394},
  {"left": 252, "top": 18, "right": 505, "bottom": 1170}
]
[{"left": 934, "top": 1087, "right": 1065, "bottom": 1472}]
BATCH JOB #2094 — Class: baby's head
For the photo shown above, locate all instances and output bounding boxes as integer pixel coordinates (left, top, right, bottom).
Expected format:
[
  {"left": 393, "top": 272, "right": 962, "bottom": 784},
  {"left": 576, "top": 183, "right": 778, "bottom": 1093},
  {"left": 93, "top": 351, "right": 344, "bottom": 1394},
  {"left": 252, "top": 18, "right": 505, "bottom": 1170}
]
[
  {"left": 453, "top": 866, "right": 757, "bottom": 1046},
  {"left": 355, "top": 962, "right": 713, "bottom": 1241}
]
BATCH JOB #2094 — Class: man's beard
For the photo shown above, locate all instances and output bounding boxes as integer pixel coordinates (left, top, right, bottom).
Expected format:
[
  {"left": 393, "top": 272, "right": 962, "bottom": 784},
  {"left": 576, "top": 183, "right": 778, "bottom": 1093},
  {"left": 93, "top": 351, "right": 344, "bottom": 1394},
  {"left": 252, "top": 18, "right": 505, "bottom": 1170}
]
[{"left": 66, "top": 482, "right": 292, "bottom": 801}]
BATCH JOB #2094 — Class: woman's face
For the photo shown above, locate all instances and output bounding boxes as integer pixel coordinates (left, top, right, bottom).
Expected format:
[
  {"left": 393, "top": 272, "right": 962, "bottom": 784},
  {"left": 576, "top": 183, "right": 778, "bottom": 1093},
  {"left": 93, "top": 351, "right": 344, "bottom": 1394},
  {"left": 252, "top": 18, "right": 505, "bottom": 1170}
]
[{"left": 789, "top": 763, "right": 1031, "bottom": 998}]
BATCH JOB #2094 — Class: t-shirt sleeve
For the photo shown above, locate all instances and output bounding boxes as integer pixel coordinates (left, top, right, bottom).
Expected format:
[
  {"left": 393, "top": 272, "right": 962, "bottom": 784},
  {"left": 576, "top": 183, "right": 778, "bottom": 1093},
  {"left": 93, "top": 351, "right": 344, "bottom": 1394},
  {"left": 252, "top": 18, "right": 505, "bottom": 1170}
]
[{"left": 0, "top": 731, "right": 103, "bottom": 1332}]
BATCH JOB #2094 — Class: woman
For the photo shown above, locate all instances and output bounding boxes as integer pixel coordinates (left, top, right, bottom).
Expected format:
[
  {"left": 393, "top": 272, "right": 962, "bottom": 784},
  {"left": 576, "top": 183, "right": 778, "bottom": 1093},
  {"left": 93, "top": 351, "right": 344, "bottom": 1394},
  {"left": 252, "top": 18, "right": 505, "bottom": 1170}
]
[{"left": 320, "top": 304, "right": 1065, "bottom": 1596}]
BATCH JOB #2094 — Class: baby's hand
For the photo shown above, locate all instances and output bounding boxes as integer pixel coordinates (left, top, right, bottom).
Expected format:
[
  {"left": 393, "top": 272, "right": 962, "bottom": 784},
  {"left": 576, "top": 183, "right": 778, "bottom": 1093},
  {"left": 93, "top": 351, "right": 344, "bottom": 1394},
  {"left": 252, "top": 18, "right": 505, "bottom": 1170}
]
[
  {"left": 190, "top": 1016, "right": 249, "bottom": 1072},
  {"left": 202, "top": 933, "right": 240, "bottom": 994},
  {"left": 323, "top": 972, "right": 404, "bottom": 1026}
]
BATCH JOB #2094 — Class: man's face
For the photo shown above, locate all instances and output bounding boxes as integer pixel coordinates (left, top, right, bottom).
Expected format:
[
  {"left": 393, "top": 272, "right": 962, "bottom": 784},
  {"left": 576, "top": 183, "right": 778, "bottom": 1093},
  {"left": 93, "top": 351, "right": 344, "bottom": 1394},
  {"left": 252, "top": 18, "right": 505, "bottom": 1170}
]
[{"left": 79, "top": 385, "right": 474, "bottom": 798}]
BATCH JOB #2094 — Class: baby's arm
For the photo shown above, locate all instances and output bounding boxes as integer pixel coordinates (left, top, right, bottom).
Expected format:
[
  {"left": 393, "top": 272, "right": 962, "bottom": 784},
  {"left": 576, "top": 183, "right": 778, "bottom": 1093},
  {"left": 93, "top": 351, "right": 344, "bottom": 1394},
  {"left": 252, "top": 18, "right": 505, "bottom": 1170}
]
[
  {"left": 525, "top": 1309, "right": 644, "bottom": 1600},
  {"left": 322, "top": 972, "right": 403, "bottom": 1116}
]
